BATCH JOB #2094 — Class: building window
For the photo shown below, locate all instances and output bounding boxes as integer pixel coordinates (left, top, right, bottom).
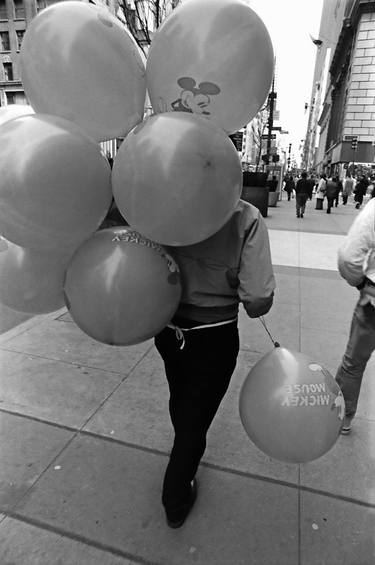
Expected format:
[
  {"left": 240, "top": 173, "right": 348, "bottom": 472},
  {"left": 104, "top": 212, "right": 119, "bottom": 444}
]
[
  {"left": 6, "top": 91, "right": 26, "bottom": 104},
  {"left": 0, "top": 31, "right": 10, "bottom": 51},
  {"left": 37, "top": 0, "right": 55, "bottom": 12},
  {"left": 14, "top": 0, "right": 25, "bottom": 19},
  {"left": 3, "top": 62, "right": 13, "bottom": 81},
  {"left": 0, "top": 0, "right": 7, "bottom": 19},
  {"left": 37, "top": 0, "right": 47, "bottom": 11},
  {"left": 16, "top": 29, "right": 24, "bottom": 50}
]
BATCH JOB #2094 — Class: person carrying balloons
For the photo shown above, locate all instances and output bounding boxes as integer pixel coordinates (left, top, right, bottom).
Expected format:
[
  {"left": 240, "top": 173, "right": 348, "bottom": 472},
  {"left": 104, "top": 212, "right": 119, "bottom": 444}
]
[
  {"left": 154, "top": 199, "right": 275, "bottom": 528},
  {"left": 335, "top": 196, "right": 375, "bottom": 434}
]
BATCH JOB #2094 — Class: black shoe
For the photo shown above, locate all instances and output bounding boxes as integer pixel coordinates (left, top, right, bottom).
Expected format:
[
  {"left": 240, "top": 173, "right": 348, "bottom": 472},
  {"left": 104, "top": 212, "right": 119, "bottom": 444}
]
[
  {"left": 165, "top": 479, "right": 198, "bottom": 528},
  {"left": 301, "top": 214, "right": 304, "bottom": 218}
]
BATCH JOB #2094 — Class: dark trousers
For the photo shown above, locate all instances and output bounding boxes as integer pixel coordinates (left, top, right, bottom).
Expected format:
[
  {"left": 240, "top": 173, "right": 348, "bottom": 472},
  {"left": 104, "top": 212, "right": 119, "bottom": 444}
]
[
  {"left": 296, "top": 193, "right": 308, "bottom": 216},
  {"left": 326, "top": 197, "right": 334, "bottom": 213},
  {"left": 155, "top": 320, "right": 239, "bottom": 511}
]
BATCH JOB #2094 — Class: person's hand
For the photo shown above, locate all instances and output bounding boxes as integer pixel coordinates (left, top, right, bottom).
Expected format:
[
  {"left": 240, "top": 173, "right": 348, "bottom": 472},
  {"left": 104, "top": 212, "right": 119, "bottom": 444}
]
[{"left": 244, "top": 294, "right": 274, "bottom": 318}]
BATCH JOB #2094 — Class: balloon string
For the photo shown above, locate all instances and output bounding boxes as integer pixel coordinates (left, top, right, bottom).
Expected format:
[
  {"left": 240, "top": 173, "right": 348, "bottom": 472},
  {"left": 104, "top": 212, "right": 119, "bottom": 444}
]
[{"left": 259, "top": 317, "right": 280, "bottom": 348}]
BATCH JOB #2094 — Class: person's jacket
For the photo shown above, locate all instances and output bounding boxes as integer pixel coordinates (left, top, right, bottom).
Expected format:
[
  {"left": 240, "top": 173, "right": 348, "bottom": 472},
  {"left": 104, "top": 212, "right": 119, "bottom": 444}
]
[
  {"left": 338, "top": 198, "right": 375, "bottom": 287},
  {"left": 342, "top": 178, "right": 354, "bottom": 195},
  {"left": 325, "top": 180, "right": 339, "bottom": 199},
  {"left": 295, "top": 178, "right": 310, "bottom": 194},
  {"left": 167, "top": 199, "right": 276, "bottom": 323},
  {"left": 284, "top": 179, "right": 295, "bottom": 192},
  {"left": 354, "top": 179, "right": 368, "bottom": 196},
  {"left": 316, "top": 178, "right": 326, "bottom": 198}
]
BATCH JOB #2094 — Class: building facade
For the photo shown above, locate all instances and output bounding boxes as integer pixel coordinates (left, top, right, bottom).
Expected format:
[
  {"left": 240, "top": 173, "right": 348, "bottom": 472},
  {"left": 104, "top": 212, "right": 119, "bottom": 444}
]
[
  {"left": 0, "top": 0, "right": 118, "bottom": 108},
  {"left": 306, "top": 0, "right": 375, "bottom": 176},
  {"left": 302, "top": 0, "right": 348, "bottom": 172}
]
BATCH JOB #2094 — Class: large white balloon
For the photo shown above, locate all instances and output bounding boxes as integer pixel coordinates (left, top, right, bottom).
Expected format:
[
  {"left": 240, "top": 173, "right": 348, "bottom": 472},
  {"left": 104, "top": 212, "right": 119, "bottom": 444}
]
[
  {"left": 112, "top": 112, "right": 242, "bottom": 246},
  {"left": 0, "top": 114, "right": 112, "bottom": 250},
  {"left": 19, "top": 1, "right": 146, "bottom": 141},
  {"left": 146, "top": 0, "right": 274, "bottom": 134},
  {"left": 0, "top": 237, "right": 73, "bottom": 314},
  {"left": 64, "top": 227, "right": 182, "bottom": 345},
  {"left": 0, "top": 104, "right": 34, "bottom": 127}
]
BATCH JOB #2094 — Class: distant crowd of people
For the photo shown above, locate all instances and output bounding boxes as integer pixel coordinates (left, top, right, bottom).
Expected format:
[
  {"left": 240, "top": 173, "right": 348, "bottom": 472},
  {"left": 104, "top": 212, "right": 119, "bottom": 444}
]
[{"left": 282, "top": 171, "right": 375, "bottom": 218}]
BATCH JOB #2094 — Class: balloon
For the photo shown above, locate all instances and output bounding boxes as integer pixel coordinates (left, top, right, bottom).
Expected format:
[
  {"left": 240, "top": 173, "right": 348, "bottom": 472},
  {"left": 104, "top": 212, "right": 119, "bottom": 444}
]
[
  {"left": 112, "top": 112, "right": 242, "bottom": 246},
  {"left": 19, "top": 1, "right": 146, "bottom": 141},
  {"left": 63, "top": 226, "right": 182, "bottom": 346},
  {"left": 0, "top": 237, "right": 74, "bottom": 314},
  {"left": 0, "top": 104, "right": 34, "bottom": 127},
  {"left": 239, "top": 347, "right": 345, "bottom": 463},
  {"left": 0, "top": 114, "right": 112, "bottom": 250},
  {"left": 146, "top": 0, "right": 274, "bottom": 134}
]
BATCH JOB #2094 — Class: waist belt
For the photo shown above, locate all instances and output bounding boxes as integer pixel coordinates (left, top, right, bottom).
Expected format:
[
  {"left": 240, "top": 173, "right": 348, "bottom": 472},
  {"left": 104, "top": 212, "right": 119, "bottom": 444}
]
[{"left": 167, "top": 317, "right": 237, "bottom": 350}]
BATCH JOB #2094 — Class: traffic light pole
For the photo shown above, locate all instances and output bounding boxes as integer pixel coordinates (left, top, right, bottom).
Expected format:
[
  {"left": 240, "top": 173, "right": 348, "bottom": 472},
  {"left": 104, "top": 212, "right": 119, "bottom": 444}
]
[
  {"left": 351, "top": 136, "right": 358, "bottom": 176},
  {"left": 266, "top": 78, "right": 276, "bottom": 163}
]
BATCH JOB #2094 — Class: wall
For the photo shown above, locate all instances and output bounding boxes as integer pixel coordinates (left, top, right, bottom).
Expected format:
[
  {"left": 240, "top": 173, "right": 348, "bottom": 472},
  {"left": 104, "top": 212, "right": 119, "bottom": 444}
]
[{"left": 343, "top": 10, "right": 375, "bottom": 143}]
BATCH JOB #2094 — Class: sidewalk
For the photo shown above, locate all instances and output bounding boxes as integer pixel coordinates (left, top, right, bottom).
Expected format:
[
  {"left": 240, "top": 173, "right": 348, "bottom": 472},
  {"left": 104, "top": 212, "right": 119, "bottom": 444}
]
[{"left": 0, "top": 196, "right": 374, "bottom": 565}]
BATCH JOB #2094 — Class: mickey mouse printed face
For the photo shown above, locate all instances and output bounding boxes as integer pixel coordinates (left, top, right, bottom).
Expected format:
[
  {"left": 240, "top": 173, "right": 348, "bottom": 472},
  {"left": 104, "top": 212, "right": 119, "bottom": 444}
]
[
  {"left": 171, "top": 77, "right": 221, "bottom": 116},
  {"left": 146, "top": 0, "right": 274, "bottom": 134}
]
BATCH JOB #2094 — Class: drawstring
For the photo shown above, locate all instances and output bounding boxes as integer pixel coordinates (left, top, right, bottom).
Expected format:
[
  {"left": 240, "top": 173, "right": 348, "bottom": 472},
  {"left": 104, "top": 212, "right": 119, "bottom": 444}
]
[
  {"left": 173, "top": 326, "right": 186, "bottom": 349},
  {"left": 167, "top": 317, "right": 237, "bottom": 350},
  {"left": 259, "top": 316, "right": 280, "bottom": 348}
]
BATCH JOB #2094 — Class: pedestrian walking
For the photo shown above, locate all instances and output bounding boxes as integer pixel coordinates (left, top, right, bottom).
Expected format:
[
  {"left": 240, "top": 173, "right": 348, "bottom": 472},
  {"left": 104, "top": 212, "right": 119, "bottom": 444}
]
[
  {"left": 154, "top": 199, "right": 275, "bottom": 528},
  {"left": 369, "top": 176, "right": 375, "bottom": 198},
  {"left": 354, "top": 175, "right": 369, "bottom": 209},
  {"left": 283, "top": 175, "right": 295, "bottom": 201},
  {"left": 307, "top": 174, "right": 316, "bottom": 200},
  {"left": 335, "top": 197, "right": 375, "bottom": 435},
  {"left": 295, "top": 172, "right": 311, "bottom": 218},
  {"left": 325, "top": 177, "right": 339, "bottom": 214},
  {"left": 334, "top": 176, "right": 342, "bottom": 207},
  {"left": 315, "top": 173, "right": 327, "bottom": 210},
  {"left": 342, "top": 173, "right": 354, "bottom": 205}
]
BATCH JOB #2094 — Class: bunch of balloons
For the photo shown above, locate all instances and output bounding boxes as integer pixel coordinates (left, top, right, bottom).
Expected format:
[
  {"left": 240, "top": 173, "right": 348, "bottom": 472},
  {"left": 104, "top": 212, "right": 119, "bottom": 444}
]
[{"left": 0, "top": 0, "right": 274, "bottom": 345}]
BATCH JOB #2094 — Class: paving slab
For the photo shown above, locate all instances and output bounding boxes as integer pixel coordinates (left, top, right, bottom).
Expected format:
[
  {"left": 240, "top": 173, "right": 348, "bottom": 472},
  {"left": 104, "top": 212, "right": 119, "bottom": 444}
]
[
  {"left": 300, "top": 276, "right": 357, "bottom": 335},
  {"left": 0, "top": 517, "right": 137, "bottom": 565},
  {"left": 0, "top": 315, "right": 152, "bottom": 374},
  {"left": 238, "top": 301, "right": 300, "bottom": 352},
  {"left": 264, "top": 198, "right": 357, "bottom": 235},
  {"left": 0, "top": 349, "right": 125, "bottom": 428},
  {"left": 300, "top": 417, "right": 375, "bottom": 505},
  {"left": 300, "top": 327, "right": 358, "bottom": 376},
  {"left": 14, "top": 434, "right": 299, "bottom": 565},
  {"left": 272, "top": 267, "right": 300, "bottom": 305},
  {"left": 300, "top": 490, "right": 375, "bottom": 565},
  {"left": 0, "top": 412, "right": 73, "bottom": 511},
  {"left": 83, "top": 346, "right": 173, "bottom": 451},
  {"left": 84, "top": 347, "right": 299, "bottom": 484},
  {"left": 0, "top": 302, "right": 32, "bottom": 334}
]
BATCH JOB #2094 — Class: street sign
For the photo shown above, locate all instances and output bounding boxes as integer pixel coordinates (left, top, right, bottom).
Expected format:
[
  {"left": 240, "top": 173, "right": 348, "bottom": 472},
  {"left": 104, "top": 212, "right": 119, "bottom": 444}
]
[
  {"left": 261, "top": 134, "right": 276, "bottom": 139},
  {"left": 271, "top": 126, "right": 282, "bottom": 131}
]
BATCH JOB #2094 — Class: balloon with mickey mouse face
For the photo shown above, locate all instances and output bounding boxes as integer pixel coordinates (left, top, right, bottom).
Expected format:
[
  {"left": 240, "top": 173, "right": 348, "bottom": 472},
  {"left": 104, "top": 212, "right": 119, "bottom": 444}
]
[{"left": 146, "top": 0, "right": 274, "bottom": 134}]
